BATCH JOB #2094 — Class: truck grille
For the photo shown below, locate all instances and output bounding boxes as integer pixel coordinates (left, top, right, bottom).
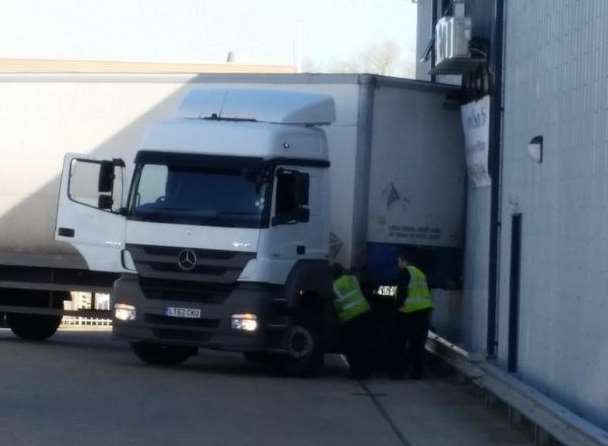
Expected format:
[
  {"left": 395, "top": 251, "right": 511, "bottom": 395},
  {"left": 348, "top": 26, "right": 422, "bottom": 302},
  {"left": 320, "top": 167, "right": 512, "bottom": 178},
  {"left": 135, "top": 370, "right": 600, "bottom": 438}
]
[
  {"left": 139, "top": 277, "right": 234, "bottom": 304},
  {"left": 127, "top": 244, "right": 255, "bottom": 284}
]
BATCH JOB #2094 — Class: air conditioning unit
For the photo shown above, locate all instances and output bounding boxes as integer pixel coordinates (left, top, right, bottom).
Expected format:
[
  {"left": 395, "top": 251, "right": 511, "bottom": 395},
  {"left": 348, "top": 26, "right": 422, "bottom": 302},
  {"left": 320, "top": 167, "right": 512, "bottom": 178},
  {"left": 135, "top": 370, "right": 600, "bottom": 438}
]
[{"left": 435, "top": 16, "right": 472, "bottom": 67}]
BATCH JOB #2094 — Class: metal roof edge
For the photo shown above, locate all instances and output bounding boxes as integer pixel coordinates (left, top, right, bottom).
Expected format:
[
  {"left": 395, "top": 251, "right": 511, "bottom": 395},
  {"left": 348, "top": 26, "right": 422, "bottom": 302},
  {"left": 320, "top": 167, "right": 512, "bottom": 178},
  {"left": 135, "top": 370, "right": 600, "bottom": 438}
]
[
  {"left": 371, "top": 74, "right": 462, "bottom": 93},
  {"left": 0, "top": 72, "right": 362, "bottom": 84},
  {"left": 0, "top": 72, "right": 461, "bottom": 94}
]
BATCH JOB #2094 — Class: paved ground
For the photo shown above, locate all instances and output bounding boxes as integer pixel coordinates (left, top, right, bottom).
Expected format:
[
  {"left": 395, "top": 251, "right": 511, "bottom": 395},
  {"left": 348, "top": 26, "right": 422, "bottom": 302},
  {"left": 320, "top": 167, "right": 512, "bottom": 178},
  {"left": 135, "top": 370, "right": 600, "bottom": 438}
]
[{"left": 0, "top": 329, "right": 533, "bottom": 446}]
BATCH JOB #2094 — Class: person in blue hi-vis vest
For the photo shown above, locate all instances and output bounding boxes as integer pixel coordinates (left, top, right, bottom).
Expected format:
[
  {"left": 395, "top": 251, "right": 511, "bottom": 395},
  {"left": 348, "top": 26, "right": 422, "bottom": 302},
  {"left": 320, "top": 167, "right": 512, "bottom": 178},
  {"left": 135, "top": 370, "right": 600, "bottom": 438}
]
[
  {"left": 331, "top": 263, "right": 373, "bottom": 380},
  {"left": 388, "top": 251, "right": 433, "bottom": 380}
]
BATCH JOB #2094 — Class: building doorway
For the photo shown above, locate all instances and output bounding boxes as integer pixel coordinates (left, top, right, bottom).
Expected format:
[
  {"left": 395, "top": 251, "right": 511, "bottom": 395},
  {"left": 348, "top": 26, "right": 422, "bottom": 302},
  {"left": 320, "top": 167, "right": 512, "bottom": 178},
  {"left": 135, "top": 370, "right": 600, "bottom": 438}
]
[{"left": 508, "top": 214, "right": 522, "bottom": 373}]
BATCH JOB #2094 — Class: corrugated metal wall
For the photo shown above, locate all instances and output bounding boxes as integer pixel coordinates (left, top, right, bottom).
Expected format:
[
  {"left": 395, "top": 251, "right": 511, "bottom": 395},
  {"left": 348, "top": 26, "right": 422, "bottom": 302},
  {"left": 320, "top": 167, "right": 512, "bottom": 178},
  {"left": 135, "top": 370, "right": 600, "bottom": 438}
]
[
  {"left": 417, "top": 0, "right": 608, "bottom": 428},
  {"left": 498, "top": 0, "right": 608, "bottom": 429}
]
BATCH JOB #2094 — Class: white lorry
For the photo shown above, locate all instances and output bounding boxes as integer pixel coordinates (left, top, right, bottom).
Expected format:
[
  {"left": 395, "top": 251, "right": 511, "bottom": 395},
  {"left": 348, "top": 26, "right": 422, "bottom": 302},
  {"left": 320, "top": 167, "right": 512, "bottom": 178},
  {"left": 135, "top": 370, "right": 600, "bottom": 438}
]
[{"left": 0, "top": 73, "right": 464, "bottom": 375}]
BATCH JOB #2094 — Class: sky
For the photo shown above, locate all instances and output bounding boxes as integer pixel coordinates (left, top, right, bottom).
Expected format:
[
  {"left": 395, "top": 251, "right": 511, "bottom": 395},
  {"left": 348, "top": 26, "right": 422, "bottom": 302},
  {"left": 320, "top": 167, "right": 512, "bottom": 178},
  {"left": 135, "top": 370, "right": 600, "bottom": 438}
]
[{"left": 0, "top": 0, "right": 417, "bottom": 76}]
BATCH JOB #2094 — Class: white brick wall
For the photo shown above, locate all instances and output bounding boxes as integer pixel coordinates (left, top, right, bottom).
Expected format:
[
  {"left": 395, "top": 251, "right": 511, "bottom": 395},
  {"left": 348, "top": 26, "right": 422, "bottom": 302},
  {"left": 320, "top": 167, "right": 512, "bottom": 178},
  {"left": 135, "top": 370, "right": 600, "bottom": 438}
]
[{"left": 498, "top": 0, "right": 608, "bottom": 429}]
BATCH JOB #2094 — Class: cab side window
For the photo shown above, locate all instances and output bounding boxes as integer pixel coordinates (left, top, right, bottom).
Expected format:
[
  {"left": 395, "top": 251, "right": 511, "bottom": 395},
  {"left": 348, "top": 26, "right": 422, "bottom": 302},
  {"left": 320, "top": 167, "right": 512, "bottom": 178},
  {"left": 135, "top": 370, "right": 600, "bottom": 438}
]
[
  {"left": 69, "top": 159, "right": 123, "bottom": 212},
  {"left": 273, "top": 169, "right": 310, "bottom": 225}
]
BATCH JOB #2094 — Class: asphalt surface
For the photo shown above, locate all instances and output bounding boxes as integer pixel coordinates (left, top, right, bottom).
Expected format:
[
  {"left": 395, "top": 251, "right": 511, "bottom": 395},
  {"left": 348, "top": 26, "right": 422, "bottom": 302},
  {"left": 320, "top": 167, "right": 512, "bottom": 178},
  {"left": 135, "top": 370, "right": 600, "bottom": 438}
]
[{"left": 0, "top": 329, "right": 533, "bottom": 446}]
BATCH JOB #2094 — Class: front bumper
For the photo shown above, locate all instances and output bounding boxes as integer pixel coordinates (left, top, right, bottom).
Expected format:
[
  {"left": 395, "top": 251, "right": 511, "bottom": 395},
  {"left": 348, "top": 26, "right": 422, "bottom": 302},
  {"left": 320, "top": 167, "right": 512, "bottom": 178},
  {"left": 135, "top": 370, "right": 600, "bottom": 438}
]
[{"left": 112, "top": 274, "right": 285, "bottom": 352}]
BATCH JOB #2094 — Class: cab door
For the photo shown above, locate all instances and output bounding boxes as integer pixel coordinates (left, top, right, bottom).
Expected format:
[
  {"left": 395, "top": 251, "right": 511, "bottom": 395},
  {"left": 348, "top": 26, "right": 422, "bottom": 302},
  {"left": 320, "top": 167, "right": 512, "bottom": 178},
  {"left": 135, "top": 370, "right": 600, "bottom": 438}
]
[
  {"left": 55, "top": 153, "right": 127, "bottom": 272},
  {"left": 265, "top": 166, "right": 327, "bottom": 261}
]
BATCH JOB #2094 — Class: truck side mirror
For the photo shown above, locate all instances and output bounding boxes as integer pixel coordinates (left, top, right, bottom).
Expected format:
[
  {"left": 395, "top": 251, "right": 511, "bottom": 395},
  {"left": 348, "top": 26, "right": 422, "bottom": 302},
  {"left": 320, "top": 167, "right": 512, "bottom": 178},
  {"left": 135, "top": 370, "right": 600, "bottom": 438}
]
[
  {"left": 98, "top": 162, "right": 115, "bottom": 193},
  {"left": 98, "top": 195, "right": 114, "bottom": 210}
]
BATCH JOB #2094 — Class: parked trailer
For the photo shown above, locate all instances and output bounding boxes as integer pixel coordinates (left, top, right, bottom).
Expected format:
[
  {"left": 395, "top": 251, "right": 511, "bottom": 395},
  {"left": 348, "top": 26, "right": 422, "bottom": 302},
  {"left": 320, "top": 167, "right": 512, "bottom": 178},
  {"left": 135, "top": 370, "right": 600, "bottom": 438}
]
[{"left": 1, "top": 74, "right": 464, "bottom": 371}]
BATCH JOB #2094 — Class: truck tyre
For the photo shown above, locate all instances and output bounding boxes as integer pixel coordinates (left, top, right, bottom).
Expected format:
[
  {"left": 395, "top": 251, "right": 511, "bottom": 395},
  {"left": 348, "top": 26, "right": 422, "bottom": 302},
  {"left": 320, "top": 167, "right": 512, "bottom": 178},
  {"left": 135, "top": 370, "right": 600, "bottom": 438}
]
[
  {"left": 4, "top": 290, "right": 66, "bottom": 341},
  {"left": 130, "top": 342, "right": 197, "bottom": 366},
  {"left": 7, "top": 312, "right": 63, "bottom": 341},
  {"left": 272, "top": 309, "right": 324, "bottom": 377}
]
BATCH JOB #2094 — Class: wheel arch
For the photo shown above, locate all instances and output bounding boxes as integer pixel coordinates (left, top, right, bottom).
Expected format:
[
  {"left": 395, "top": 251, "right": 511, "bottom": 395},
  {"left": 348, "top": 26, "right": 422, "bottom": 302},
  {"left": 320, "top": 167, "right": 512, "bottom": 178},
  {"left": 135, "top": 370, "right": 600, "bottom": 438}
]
[
  {"left": 284, "top": 260, "right": 332, "bottom": 310},
  {"left": 283, "top": 259, "right": 339, "bottom": 349}
]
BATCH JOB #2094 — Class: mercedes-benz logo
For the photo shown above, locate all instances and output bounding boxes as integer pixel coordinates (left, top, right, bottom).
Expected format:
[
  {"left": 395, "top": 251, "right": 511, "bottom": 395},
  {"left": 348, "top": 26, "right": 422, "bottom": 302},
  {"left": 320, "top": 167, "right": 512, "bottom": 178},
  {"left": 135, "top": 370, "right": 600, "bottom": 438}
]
[{"left": 177, "top": 249, "right": 197, "bottom": 271}]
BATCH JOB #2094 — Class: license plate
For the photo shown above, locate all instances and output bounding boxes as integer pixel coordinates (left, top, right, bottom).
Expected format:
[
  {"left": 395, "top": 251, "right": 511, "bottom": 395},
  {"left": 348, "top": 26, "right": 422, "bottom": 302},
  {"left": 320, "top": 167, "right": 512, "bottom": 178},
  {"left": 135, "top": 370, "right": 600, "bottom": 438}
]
[{"left": 165, "top": 307, "right": 201, "bottom": 319}]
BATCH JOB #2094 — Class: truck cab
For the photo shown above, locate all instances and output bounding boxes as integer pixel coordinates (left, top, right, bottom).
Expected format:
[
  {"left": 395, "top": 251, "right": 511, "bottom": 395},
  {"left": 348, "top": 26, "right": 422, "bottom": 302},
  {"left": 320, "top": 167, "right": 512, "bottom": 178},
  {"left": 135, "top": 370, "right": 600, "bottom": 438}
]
[{"left": 56, "top": 89, "right": 337, "bottom": 375}]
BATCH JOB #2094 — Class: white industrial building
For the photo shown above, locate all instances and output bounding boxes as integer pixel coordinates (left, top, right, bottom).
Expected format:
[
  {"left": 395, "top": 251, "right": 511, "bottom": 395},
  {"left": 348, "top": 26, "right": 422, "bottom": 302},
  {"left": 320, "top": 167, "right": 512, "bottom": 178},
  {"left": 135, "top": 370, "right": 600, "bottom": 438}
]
[{"left": 418, "top": 0, "right": 608, "bottom": 435}]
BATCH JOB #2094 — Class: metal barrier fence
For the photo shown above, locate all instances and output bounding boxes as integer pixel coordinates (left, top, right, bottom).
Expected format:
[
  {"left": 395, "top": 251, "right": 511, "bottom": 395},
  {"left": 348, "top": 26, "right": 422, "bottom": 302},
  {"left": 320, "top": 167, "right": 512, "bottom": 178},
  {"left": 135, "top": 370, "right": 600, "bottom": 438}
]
[{"left": 426, "top": 332, "right": 608, "bottom": 446}]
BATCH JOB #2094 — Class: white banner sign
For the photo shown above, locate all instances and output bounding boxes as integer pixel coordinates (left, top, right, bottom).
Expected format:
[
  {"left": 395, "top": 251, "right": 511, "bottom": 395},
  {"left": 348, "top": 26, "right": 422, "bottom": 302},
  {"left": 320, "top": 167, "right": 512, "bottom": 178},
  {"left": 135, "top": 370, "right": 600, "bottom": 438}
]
[{"left": 461, "top": 95, "right": 491, "bottom": 187}]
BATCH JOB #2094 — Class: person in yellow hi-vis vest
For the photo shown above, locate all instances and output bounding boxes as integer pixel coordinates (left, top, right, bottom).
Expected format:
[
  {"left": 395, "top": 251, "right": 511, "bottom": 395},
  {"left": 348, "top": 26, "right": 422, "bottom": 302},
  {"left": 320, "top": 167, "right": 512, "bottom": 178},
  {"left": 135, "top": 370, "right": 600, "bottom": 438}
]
[
  {"left": 388, "top": 251, "right": 433, "bottom": 380},
  {"left": 332, "top": 263, "right": 372, "bottom": 379}
]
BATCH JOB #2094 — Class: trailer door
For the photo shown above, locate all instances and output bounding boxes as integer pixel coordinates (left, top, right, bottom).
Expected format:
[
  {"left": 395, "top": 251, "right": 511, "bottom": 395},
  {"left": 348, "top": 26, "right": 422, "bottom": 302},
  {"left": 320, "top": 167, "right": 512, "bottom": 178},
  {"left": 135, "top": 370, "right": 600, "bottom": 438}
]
[{"left": 55, "top": 153, "right": 127, "bottom": 272}]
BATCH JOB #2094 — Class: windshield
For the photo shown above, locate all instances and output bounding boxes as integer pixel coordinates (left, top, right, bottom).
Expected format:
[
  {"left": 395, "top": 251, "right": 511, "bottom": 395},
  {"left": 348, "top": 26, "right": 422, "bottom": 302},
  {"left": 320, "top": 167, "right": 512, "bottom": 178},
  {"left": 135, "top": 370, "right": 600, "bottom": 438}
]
[{"left": 128, "top": 162, "right": 271, "bottom": 228}]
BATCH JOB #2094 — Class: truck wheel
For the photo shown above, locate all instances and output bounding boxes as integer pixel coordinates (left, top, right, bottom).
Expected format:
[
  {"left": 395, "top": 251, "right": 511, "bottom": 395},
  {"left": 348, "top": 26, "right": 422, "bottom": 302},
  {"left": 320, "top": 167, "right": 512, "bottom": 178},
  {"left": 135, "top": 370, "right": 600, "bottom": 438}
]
[
  {"left": 7, "top": 313, "right": 63, "bottom": 341},
  {"left": 4, "top": 290, "right": 66, "bottom": 341},
  {"left": 130, "top": 342, "right": 197, "bottom": 366},
  {"left": 272, "top": 310, "right": 324, "bottom": 377}
]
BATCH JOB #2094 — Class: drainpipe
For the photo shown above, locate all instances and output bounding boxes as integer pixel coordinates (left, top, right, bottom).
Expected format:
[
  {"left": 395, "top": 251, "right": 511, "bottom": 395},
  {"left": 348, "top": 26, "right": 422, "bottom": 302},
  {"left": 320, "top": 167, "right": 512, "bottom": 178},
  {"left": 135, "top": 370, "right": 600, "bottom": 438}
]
[
  {"left": 430, "top": 0, "right": 438, "bottom": 83},
  {"left": 486, "top": 0, "right": 505, "bottom": 359}
]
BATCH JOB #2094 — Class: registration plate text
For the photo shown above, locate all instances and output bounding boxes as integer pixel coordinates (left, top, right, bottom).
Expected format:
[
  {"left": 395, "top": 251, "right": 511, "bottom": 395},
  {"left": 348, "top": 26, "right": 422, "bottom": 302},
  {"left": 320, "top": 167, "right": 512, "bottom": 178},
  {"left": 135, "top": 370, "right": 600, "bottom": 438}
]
[{"left": 165, "top": 307, "right": 202, "bottom": 319}]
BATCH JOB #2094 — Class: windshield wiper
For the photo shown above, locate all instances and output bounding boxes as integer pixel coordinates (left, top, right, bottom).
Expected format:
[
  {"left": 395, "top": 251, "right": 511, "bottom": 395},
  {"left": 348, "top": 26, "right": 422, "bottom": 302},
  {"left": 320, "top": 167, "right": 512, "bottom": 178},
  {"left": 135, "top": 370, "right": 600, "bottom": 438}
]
[
  {"left": 131, "top": 211, "right": 179, "bottom": 223},
  {"left": 199, "top": 212, "right": 261, "bottom": 227},
  {"left": 199, "top": 215, "right": 235, "bottom": 227},
  {"left": 156, "top": 207, "right": 207, "bottom": 214}
]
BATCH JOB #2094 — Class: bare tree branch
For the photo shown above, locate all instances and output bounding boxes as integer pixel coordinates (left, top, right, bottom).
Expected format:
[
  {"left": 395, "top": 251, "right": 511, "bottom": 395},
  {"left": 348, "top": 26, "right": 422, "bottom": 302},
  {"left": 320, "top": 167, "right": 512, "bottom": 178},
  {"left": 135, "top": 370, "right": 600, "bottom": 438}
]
[{"left": 303, "top": 40, "right": 415, "bottom": 78}]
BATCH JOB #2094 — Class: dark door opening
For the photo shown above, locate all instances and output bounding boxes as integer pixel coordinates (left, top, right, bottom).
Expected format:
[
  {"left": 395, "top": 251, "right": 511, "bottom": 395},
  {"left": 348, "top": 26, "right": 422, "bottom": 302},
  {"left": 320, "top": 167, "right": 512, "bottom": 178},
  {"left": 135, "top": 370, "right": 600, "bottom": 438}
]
[{"left": 508, "top": 214, "right": 522, "bottom": 373}]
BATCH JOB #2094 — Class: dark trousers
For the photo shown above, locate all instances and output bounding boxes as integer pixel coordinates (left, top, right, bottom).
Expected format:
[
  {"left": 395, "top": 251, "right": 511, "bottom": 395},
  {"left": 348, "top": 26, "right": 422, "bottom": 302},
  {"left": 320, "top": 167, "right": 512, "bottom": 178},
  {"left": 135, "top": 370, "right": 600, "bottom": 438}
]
[
  {"left": 389, "top": 309, "right": 431, "bottom": 378},
  {"left": 342, "top": 312, "right": 372, "bottom": 379},
  {"left": 370, "top": 299, "right": 396, "bottom": 370}
]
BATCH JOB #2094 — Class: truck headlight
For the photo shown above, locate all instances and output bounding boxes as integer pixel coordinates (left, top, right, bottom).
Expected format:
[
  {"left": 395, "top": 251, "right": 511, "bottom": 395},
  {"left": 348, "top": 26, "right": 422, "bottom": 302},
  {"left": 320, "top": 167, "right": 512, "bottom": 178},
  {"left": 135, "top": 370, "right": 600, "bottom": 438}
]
[
  {"left": 114, "top": 303, "right": 136, "bottom": 321},
  {"left": 231, "top": 313, "right": 258, "bottom": 332}
]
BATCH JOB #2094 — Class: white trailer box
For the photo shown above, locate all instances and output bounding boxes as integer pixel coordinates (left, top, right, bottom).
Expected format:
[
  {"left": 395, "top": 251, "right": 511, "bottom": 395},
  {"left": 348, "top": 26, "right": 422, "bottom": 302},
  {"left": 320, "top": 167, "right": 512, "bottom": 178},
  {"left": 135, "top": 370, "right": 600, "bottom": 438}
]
[{"left": 0, "top": 73, "right": 463, "bottom": 276}]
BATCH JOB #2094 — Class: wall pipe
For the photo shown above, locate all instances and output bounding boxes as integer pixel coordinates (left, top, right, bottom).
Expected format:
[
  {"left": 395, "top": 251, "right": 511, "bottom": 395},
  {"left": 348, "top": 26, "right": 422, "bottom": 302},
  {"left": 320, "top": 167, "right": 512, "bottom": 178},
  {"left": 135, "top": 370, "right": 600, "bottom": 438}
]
[
  {"left": 486, "top": 0, "right": 505, "bottom": 358},
  {"left": 430, "top": 0, "right": 438, "bottom": 83}
]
